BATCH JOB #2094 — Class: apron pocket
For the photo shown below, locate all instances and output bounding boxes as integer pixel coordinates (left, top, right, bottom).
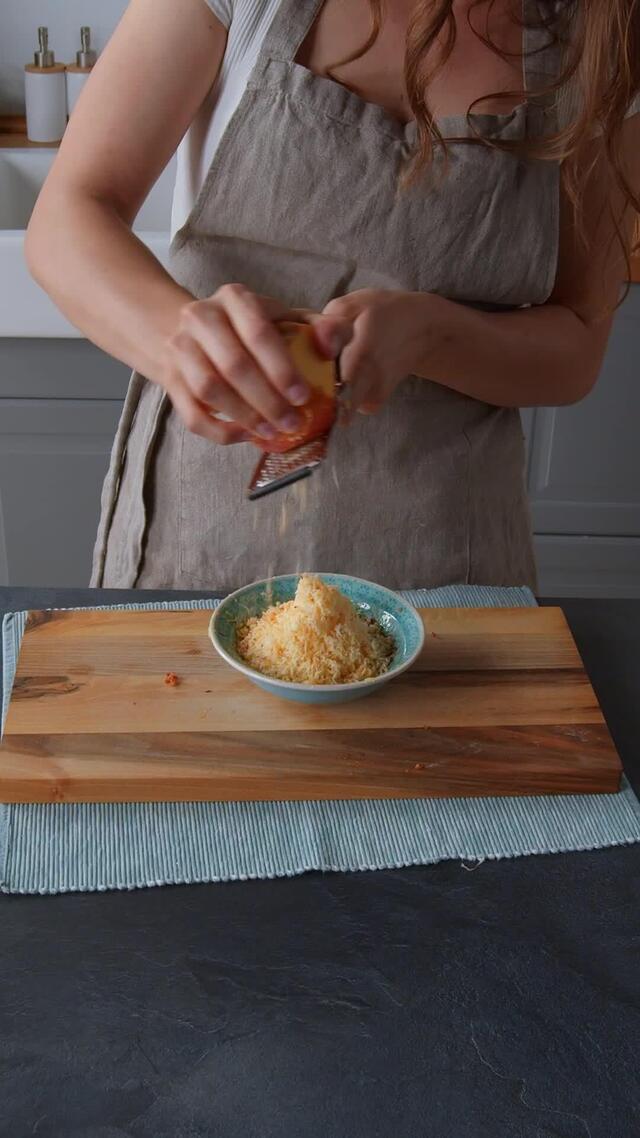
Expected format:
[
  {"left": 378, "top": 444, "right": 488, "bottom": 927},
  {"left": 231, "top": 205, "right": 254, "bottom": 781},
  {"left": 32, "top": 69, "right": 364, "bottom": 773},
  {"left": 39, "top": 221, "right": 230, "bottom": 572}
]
[{"left": 171, "top": 235, "right": 356, "bottom": 311}]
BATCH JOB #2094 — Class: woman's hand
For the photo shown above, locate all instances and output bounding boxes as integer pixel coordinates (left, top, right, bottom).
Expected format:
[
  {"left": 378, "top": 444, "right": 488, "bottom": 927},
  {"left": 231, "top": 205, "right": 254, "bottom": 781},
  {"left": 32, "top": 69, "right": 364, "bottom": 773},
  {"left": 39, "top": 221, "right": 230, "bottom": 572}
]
[
  {"left": 318, "top": 289, "right": 431, "bottom": 413},
  {"left": 163, "top": 284, "right": 352, "bottom": 445}
]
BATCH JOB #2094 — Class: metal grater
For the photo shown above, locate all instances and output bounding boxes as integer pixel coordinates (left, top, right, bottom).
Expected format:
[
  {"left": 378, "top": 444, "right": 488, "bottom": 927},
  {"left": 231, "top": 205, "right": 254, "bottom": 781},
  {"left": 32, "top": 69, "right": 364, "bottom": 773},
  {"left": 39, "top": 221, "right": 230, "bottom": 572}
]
[
  {"left": 247, "top": 434, "right": 330, "bottom": 500},
  {"left": 247, "top": 352, "right": 342, "bottom": 500}
]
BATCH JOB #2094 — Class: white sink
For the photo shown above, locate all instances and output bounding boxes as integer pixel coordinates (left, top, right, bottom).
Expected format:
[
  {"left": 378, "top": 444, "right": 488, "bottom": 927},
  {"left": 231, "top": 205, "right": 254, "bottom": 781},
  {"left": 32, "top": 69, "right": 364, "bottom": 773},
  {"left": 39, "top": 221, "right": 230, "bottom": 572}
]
[{"left": 0, "top": 149, "right": 174, "bottom": 337}]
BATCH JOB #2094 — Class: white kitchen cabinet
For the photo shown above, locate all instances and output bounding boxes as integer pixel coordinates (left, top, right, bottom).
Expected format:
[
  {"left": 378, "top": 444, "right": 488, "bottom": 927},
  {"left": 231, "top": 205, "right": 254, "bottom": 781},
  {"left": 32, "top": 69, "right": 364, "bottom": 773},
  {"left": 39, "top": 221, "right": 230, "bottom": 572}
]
[
  {"left": 525, "top": 287, "right": 640, "bottom": 595},
  {"left": 528, "top": 288, "right": 640, "bottom": 538},
  {"left": 0, "top": 337, "right": 130, "bottom": 401},
  {"left": 0, "top": 398, "right": 123, "bottom": 587},
  {"left": 534, "top": 535, "right": 640, "bottom": 599}
]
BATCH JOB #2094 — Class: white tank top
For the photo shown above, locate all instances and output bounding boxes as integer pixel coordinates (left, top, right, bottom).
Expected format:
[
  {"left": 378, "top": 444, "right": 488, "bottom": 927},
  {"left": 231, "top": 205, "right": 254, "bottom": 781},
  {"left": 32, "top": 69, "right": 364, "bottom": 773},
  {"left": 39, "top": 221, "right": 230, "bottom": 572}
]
[{"left": 172, "top": 0, "right": 280, "bottom": 238}]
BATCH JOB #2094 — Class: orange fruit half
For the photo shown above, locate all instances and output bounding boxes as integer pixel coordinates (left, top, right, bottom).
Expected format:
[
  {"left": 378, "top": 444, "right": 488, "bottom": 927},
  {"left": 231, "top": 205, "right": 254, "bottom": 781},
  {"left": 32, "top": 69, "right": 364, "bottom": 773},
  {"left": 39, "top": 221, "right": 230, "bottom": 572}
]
[{"left": 250, "top": 321, "right": 337, "bottom": 454}]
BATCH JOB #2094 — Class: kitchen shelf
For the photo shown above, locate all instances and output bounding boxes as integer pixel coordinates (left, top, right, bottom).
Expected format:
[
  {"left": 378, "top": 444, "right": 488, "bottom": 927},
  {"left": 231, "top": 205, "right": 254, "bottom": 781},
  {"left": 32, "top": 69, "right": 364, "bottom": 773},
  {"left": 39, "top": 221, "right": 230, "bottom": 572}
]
[{"left": 0, "top": 114, "right": 60, "bottom": 149}]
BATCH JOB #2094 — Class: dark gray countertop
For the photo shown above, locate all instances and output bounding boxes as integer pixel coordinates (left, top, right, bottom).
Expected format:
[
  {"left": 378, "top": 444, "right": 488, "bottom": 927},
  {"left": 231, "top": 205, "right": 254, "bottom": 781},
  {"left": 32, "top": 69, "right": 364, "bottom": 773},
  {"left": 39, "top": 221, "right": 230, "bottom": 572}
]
[{"left": 2, "top": 588, "right": 640, "bottom": 1138}]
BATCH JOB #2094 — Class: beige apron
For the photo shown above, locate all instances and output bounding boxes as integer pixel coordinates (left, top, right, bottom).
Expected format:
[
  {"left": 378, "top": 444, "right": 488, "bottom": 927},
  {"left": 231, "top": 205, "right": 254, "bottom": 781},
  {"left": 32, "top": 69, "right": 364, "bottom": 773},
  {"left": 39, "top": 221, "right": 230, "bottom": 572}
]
[{"left": 91, "top": 0, "right": 560, "bottom": 592}]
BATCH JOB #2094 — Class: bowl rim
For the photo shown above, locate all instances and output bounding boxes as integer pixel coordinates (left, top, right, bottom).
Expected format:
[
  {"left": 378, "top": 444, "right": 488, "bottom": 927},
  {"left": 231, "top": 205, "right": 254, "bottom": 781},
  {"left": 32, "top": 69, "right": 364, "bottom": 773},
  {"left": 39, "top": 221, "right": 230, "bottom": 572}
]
[{"left": 209, "top": 572, "right": 426, "bottom": 694}]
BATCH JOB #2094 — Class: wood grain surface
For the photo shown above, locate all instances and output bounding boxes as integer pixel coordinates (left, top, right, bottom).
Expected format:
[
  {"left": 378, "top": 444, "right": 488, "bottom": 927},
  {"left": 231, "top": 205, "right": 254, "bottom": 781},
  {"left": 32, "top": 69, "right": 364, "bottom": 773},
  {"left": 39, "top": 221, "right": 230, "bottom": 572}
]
[
  {"left": 0, "top": 607, "right": 623, "bottom": 802},
  {"left": 0, "top": 111, "right": 62, "bottom": 148}
]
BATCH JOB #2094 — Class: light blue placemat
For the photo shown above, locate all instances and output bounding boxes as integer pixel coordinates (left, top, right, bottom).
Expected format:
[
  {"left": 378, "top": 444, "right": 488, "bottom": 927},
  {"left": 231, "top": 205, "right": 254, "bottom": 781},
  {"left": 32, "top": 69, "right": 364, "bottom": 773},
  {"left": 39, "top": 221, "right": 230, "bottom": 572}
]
[{"left": 2, "top": 585, "right": 640, "bottom": 894}]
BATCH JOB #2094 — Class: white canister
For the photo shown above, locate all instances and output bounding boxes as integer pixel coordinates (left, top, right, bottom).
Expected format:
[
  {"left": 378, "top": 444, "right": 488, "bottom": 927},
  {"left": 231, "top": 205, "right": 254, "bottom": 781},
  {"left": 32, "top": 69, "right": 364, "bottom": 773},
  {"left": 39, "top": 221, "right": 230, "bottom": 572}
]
[
  {"left": 24, "top": 28, "right": 67, "bottom": 144},
  {"left": 65, "top": 67, "right": 91, "bottom": 116},
  {"left": 66, "top": 27, "right": 98, "bottom": 117}
]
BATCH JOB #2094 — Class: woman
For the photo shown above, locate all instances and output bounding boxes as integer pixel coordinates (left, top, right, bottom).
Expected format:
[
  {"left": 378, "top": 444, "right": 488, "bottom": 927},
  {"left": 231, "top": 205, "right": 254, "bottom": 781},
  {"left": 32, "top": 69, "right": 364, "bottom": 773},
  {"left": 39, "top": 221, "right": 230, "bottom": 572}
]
[{"left": 26, "top": 0, "right": 640, "bottom": 591}]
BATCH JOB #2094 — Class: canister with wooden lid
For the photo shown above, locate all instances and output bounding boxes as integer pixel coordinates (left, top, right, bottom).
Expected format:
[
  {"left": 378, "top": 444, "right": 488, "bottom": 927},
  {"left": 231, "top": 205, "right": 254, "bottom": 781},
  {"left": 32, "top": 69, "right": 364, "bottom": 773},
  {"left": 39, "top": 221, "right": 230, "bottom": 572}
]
[{"left": 25, "top": 27, "right": 66, "bottom": 143}]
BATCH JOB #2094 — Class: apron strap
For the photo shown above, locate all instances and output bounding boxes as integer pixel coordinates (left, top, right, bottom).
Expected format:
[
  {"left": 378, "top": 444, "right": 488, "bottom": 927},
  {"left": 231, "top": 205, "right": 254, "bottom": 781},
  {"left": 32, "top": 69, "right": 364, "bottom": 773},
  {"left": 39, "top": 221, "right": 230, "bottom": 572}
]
[
  {"left": 522, "top": 0, "right": 563, "bottom": 125},
  {"left": 258, "top": 0, "right": 327, "bottom": 64},
  {"left": 260, "top": 0, "right": 562, "bottom": 119}
]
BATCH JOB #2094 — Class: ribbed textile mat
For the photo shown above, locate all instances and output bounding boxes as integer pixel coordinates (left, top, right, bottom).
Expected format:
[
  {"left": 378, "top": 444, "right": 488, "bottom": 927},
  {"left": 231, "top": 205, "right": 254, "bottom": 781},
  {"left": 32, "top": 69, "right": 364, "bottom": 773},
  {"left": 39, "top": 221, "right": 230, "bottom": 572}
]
[{"left": 2, "top": 585, "right": 640, "bottom": 894}]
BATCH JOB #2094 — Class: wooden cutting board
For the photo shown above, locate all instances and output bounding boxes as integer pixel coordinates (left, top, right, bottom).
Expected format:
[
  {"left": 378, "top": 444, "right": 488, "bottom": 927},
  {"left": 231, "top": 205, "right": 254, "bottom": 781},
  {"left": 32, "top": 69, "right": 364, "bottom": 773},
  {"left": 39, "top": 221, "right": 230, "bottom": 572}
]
[{"left": 0, "top": 606, "right": 622, "bottom": 803}]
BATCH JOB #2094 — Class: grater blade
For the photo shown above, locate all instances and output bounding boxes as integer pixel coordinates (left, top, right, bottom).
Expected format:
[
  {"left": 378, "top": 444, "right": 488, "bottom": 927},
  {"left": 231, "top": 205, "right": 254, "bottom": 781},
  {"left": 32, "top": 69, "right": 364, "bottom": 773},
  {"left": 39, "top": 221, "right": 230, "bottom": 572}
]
[
  {"left": 247, "top": 434, "right": 330, "bottom": 500},
  {"left": 246, "top": 330, "right": 343, "bottom": 500}
]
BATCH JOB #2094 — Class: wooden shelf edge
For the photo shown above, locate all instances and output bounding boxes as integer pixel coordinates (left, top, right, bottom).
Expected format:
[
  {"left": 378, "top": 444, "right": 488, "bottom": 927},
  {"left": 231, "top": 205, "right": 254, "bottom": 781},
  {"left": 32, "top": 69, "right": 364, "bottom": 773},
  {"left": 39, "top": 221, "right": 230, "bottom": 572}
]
[{"left": 0, "top": 113, "right": 61, "bottom": 149}]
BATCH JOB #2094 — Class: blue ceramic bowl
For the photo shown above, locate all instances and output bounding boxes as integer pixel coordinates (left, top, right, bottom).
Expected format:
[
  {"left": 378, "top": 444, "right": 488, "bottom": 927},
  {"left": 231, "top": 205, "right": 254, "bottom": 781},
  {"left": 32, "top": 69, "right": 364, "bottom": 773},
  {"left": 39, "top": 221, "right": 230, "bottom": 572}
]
[{"left": 209, "top": 573, "right": 425, "bottom": 704}]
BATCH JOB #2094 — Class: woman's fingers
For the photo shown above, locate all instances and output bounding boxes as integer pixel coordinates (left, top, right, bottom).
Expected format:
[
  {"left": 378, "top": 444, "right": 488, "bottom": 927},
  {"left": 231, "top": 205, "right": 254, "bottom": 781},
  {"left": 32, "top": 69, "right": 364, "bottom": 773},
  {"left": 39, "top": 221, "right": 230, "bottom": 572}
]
[
  {"left": 181, "top": 293, "right": 304, "bottom": 433},
  {"left": 171, "top": 335, "right": 275, "bottom": 438},
  {"left": 232, "top": 294, "right": 353, "bottom": 365},
  {"left": 304, "top": 312, "right": 354, "bottom": 360},
  {"left": 343, "top": 357, "right": 384, "bottom": 414},
  {"left": 166, "top": 286, "right": 356, "bottom": 445},
  {"left": 256, "top": 300, "right": 351, "bottom": 359},
  {"left": 220, "top": 285, "right": 311, "bottom": 406},
  {"left": 333, "top": 315, "right": 370, "bottom": 409},
  {"left": 165, "top": 373, "right": 250, "bottom": 445}
]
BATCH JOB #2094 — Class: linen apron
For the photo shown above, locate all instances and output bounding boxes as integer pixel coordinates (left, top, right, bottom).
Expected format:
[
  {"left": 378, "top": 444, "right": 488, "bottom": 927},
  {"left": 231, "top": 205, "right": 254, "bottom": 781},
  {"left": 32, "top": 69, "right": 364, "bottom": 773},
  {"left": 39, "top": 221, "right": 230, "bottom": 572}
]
[{"left": 91, "top": 0, "right": 560, "bottom": 593}]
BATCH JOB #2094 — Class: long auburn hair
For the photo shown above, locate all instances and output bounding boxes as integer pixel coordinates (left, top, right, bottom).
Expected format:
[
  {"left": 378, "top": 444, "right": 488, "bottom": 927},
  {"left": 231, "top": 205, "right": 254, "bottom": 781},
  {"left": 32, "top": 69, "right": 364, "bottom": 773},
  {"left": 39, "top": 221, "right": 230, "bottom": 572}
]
[{"left": 332, "top": 1, "right": 640, "bottom": 260}]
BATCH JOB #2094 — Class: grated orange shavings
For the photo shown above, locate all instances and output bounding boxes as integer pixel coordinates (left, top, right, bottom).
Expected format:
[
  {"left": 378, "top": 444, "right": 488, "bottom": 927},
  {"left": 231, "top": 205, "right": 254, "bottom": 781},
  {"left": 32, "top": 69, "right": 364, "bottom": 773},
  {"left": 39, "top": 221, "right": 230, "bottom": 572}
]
[{"left": 236, "top": 574, "right": 394, "bottom": 685}]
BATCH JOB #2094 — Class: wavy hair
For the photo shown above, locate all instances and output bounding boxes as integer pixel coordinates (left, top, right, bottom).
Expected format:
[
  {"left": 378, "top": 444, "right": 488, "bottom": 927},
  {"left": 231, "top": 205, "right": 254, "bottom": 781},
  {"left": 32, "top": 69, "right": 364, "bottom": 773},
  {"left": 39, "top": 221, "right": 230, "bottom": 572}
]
[{"left": 330, "top": 1, "right": 640, "bottom": 262}]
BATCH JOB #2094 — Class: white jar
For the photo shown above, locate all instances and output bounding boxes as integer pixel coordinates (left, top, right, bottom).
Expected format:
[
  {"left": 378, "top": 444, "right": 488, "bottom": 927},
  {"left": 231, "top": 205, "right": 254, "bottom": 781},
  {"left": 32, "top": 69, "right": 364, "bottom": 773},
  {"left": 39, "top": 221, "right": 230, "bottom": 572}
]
[
  {"left": 65, "top": 67, "right": 91, "bottom": 116},
  {"left": 24, "top": 28, "right": 67, "bottom": 144},
  {"left": 66, "top": 27, "right": 98, "bottom": 117}
]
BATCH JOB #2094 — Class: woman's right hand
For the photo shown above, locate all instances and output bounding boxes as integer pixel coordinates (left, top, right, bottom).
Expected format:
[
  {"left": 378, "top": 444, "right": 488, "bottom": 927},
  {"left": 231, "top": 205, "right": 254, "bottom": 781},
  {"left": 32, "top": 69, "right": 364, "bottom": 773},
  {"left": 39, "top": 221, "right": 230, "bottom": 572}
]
[{"left": 162, "top": 284, "right": 352, "bottom": 445}]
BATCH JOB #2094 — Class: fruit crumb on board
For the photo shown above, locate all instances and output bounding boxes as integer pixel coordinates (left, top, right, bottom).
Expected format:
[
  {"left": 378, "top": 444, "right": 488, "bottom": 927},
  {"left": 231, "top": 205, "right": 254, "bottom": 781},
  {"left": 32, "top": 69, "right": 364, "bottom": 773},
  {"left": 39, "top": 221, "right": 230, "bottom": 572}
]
[{"left": 164, "top": 672, "right": 180, "bottom": 687}]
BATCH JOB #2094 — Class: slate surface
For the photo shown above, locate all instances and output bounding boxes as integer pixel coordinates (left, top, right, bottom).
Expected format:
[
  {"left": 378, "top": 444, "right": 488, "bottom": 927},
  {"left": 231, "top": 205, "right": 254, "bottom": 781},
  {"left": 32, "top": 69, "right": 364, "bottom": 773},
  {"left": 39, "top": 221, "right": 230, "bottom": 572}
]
[{"left": 1, "top": 587, "right": 639, "bottom": 1138}]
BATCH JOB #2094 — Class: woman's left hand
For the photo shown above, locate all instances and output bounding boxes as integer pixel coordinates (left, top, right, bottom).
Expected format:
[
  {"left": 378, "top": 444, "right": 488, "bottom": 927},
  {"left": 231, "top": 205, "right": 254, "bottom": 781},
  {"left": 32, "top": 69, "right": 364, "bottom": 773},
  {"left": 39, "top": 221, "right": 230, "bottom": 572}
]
[{"left": 315, "top": 289, "right": 430, "bottom": 414}]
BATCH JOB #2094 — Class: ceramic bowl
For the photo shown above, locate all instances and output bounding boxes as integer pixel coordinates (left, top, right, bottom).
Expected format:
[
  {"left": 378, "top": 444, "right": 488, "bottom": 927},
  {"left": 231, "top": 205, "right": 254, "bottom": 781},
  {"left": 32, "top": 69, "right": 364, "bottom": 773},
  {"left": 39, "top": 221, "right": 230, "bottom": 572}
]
[{"left": 209, "top": 573, "right": 425, "bottom": 704}]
